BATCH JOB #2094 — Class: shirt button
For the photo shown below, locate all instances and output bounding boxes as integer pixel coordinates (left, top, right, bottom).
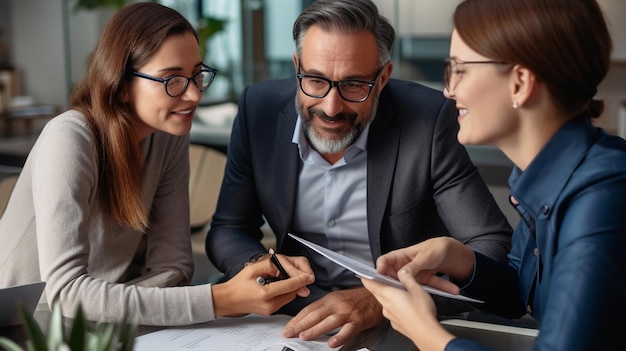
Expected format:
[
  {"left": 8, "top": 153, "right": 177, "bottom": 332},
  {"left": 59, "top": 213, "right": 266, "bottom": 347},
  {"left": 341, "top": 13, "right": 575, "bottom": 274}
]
[
  {"left": 533, "top": 248, "right": 540, "bottom": 257},
  {"left": 328, "top": 220, "right": 335, "bottom": 227},
  {"left": 541, "top": 204, "right": 549, "bottom": 214}
]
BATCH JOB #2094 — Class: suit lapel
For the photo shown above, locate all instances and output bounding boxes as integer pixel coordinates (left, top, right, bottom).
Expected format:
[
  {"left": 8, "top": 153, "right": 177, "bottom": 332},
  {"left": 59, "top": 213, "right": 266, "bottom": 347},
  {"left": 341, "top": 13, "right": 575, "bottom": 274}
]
[
  {"left": 366, "top": 101, "right": 399, "bottom": 258},
  {"left": 271, "top": 100, "right": 300, "bottom": 248}
]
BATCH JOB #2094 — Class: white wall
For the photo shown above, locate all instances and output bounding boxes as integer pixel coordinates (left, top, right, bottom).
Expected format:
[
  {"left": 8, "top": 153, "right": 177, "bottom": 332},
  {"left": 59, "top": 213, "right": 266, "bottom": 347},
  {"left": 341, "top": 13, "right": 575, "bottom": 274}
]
[
  {"left": 598, "top": 0, "right": 626, "bottom": 61},
  {"left": 6, "top": 0, "right": 626, "bottom": 117},
  {"left": 10, "top": 0, "right": 69, "bottom": 108},
  {"left": 8, "top": 0, "right": 115, "bottom": 110},
  {"left": 388, "top": 0, "right": 460, "bottom": 37}
]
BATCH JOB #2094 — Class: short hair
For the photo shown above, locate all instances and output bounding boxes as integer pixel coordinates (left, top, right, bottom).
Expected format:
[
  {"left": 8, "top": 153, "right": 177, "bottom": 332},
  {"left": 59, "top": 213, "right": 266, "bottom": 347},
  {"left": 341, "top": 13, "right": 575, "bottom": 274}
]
[
  {"left": 453, "top": 0, "right": 612, "bottom": 118},
  {"left": 293, "top": 0, "right": 395, "bottom": 67}
]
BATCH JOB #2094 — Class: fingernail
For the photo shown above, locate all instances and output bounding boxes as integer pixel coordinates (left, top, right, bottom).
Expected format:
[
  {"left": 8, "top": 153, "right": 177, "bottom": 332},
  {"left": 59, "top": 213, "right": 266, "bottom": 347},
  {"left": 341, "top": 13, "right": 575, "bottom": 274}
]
[
  {"left": 281, "top": 328, "right": 293, "bottom": 338},
  {"left": 399, "top": 268, "right": 410, "bottom": 275},
  {"left": 328, "top": 337, "right": 337, "bottom": 348}
]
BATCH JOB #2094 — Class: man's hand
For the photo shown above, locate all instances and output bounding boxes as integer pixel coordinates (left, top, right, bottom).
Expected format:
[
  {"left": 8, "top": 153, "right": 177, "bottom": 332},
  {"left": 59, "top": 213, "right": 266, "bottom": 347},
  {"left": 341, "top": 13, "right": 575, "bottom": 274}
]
[{"left": 281, "top": 287, "right": 383, "bottom": 348}]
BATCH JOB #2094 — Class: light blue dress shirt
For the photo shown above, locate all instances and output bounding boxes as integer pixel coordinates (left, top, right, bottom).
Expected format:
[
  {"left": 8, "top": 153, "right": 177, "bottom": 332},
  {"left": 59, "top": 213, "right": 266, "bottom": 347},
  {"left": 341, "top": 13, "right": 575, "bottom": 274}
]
[{"left": 291, "top": 116, "right": 373, "bottom": 289}]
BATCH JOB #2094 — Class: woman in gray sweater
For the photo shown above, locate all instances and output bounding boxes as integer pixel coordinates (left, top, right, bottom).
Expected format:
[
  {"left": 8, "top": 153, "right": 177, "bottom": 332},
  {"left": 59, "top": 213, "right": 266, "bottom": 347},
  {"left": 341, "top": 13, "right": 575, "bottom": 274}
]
[{"left": 0, "top": 2, "right": 313, "bottom": 326}]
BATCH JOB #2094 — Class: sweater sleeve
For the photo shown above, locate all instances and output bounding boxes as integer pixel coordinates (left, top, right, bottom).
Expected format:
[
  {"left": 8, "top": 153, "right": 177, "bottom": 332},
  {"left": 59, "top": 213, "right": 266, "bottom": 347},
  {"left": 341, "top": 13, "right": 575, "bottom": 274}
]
[{"left": 28, "top": 112, "right": 215, "bottom": 326}]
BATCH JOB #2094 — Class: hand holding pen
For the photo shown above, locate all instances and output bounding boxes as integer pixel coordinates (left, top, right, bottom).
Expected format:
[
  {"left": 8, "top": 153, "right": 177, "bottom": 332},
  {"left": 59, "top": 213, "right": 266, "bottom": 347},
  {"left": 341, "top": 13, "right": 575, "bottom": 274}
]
[
  {"left": 211, "top": 248, "right": 314, "bottom": 317},
  {"left": 257, "top": 248, "right": 291, "bottom": 286}
]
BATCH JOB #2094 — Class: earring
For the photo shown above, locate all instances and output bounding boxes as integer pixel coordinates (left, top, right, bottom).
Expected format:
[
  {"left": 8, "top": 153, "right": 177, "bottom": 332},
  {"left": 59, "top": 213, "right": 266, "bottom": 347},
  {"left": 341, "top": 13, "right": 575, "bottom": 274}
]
[{"left": 512, "top": 101, "right": 519, "bottom": 109}]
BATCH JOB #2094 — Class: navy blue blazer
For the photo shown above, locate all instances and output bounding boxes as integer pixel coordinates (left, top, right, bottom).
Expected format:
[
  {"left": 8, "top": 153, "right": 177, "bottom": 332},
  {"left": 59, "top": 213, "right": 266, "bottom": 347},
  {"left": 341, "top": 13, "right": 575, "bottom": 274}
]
[
  {"left": 206, "top": 77, "right": 512, "bottom": 307},
  {"left": 451, "top": 117, "right": 626, "bottom": 350}
]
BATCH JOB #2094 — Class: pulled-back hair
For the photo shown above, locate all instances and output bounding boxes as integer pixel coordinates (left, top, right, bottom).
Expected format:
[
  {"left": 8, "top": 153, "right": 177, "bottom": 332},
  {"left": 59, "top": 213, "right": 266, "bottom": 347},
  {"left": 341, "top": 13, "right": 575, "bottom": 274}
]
[
  {"left": 454, "top": 0, "right": 612, "bottom": 118},
  {"left": 70, "top": 2, "right": 196, "bottom": 231},
  {"left": 293, "top": 0, "right": 395, "bottom": 67}
]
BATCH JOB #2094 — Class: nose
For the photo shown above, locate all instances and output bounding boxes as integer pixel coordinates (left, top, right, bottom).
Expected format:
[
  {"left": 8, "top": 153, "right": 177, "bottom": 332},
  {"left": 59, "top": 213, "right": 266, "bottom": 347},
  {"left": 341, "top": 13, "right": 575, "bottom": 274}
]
[
  {"left": 443, "top": 86, "right": 454, "bottom": 99},
  {"left": 181, "top": 81, "right": 202, "bottom": 102},
  {"left": 318, "top": 86, "right": 345, "bottom": 117}
]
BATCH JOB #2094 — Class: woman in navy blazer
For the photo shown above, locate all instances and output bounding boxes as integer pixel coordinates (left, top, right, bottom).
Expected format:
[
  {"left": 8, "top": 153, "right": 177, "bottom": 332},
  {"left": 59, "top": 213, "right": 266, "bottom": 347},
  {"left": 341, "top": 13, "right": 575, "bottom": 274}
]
[{"left": 362, "top": 0, "right": 626, "bottom": 350}]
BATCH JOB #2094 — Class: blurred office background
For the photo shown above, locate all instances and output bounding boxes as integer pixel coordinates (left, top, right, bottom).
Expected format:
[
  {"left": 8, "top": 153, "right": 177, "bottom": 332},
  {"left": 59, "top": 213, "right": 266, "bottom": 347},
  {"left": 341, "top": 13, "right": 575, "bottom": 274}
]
[{"left": 1, "top": 0, "right": 624, "bottom": 121}]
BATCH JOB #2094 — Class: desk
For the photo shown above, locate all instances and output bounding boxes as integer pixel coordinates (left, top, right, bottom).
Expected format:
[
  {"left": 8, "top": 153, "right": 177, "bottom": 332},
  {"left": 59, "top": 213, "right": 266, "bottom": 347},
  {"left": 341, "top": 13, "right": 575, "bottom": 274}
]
[
  {"left": 341, "top": 312, "right": 537, "bottom": 351},
  {"left": 2, "top": 305, "right": 537, "bottom": 351}
]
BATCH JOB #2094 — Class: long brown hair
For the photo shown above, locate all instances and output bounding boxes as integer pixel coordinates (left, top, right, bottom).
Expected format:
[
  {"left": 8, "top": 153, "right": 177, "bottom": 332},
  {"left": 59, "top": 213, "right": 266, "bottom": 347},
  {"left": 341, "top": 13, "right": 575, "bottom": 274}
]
[
  {"left": 70, "top": 2, "right": 197, "bottom": 231},
  {"left": 453, "top": 0, "right": 612, "bottom": 118}
]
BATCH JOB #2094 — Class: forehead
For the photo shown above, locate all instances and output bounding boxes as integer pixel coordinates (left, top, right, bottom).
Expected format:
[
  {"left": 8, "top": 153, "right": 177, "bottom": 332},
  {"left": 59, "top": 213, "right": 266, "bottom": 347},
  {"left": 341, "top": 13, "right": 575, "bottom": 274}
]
[
  {"left": 450, "top": 30, "right": 488, "bottom": 61},
  {"left": 300, "top": 25, "right": 379, "bottom": 77},
  {"left": 139, "top": 32, "right": 201, "bottom": 72}
]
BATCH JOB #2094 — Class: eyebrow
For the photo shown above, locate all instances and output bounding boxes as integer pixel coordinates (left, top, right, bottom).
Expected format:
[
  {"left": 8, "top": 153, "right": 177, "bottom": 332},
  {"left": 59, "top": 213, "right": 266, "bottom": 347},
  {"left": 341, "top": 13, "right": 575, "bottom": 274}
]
[
  {"left": 154, "top": 62, "right": 204, "bottom": 75},
  {"left": 300, "top": 65, "right": 376, "bottom": 81}
]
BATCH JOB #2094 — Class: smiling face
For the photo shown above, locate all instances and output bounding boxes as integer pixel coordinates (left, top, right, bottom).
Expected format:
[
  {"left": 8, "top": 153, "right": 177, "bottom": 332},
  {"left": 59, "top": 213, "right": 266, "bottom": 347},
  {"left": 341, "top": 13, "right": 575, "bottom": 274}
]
[
  {"left": 125, "top": 31, "right": 203, "bottom": 141},
  {"left": 295, "top": 25, "right": 391, "bottom": 161},
  {"left": 445, "top": 30, "right": 518, "bottom": 147}
]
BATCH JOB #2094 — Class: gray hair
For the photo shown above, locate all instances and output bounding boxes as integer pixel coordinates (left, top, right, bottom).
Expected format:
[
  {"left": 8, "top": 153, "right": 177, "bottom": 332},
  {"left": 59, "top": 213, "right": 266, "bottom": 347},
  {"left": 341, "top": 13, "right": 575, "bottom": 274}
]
[{"left": 293, "top": 0, "right": 395, "bottom": 67}]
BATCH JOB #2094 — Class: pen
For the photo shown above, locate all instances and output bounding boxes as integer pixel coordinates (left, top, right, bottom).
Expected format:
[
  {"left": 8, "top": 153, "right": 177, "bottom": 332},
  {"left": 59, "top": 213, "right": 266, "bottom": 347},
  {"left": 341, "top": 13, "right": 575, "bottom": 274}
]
[{"left": 256, "top": 248, "right": 290, "bottom": 286}]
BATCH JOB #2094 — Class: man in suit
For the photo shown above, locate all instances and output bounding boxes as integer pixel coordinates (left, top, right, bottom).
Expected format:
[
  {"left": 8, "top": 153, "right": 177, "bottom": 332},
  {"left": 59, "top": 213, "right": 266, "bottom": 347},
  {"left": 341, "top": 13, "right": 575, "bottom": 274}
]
[{"left": 206, "top": 0, "right": 512, "bottom": 347}]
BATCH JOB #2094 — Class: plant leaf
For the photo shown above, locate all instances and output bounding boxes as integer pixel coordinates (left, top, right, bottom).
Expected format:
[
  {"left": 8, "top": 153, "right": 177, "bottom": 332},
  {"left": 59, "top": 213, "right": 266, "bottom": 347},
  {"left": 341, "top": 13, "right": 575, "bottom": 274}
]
[
  {"left": 0, "top": 337, "right": 26, "bottom": 351},
  {"left": 89, "top": 324, "right": 115, "bottom": 351},
  {"left": 197, "top": 17, "right": 228, "bottom": 58},
  {"left": 73, "top": 0, "right": 126, "bottom": 12},
  {"left": 67, "top": 306, "right": 86, "bottom": 351},
  {"left": 46, "top": 302, "right": 64, "bottom": 351},
  {"left": 19, "top": 305, "right": 46, "bottom": 351},
  {"left": 116, "top": 312, "right": 137, "bottom": 351}
]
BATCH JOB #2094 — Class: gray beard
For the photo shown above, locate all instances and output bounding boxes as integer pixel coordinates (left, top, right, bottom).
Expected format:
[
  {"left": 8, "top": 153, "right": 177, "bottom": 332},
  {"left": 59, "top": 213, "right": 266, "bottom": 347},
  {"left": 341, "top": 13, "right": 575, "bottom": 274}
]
[
  {"left": 296, "top": 94, "right": 378, "bottom": 155},
  {"left": 305, "top": 122, "right": 358, "bottom": 155}
]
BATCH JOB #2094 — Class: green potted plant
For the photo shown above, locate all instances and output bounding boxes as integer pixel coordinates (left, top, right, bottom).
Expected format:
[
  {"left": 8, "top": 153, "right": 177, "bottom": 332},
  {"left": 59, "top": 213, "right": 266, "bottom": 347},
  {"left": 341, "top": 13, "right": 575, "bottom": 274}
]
[
  {"left": 0, "top": 302, "right": 137, "bottom": 351},
  {"left": 72, "top": 0, "right": 126, "bottom": 11}
]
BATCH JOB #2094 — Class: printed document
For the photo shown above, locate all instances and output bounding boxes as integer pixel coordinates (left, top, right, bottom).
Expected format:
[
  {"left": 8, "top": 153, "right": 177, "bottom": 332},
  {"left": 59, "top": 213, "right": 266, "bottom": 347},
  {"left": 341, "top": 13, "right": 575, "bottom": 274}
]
[
  {"left": 134, "top": 314, "right": 341, "bottom": 351},
  {"left": 288, "top": 233, "right": 483, "bottom": 303}
]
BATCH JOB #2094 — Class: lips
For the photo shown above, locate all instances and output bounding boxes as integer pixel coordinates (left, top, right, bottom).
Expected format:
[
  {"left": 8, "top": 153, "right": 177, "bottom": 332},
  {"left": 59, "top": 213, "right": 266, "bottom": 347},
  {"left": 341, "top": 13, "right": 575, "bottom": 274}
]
[
  {"left": 172, "top": 108, "right": 195, "bottom": 121},
  {"left": 317, "top": 113, "right": 347, "bottom": 123}
]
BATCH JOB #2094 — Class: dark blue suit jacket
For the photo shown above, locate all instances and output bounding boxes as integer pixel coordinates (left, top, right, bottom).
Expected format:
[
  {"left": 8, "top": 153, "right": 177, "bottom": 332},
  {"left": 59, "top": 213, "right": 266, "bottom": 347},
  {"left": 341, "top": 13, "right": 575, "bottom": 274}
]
[{"left": 206, "top": 77, "right": 512, "bottom": 309}]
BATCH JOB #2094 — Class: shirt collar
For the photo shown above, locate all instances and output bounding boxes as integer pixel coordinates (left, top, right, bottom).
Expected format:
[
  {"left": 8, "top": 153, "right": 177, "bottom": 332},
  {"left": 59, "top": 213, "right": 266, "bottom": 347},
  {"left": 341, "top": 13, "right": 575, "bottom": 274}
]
[{"left": 508, "top": 116, "right": 597, "bottom": 219}]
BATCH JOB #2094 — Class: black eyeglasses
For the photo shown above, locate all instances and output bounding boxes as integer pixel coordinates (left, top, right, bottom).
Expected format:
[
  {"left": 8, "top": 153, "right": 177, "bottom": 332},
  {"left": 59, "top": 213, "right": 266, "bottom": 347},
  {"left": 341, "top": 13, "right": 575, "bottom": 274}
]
[
  {"left": 443, "top": 58, "right": 509, "bottom": 91},
  {"left": 132, "top": 65, "right": 218, "bottom": 97},
  {"left": 296, "top": 66, "right": 384, "bottom": 103}
]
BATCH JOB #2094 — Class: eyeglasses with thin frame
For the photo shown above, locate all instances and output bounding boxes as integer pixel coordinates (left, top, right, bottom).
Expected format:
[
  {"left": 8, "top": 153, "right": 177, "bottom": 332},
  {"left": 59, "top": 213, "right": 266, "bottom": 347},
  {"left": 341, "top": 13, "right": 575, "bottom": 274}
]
[
  {"left": 296, "top": 65, "right": 384, "bottom": 103},
  {"left": 132, "top": 64, "right": 218, "bottom": 98},
  {"left": 443, "top": 58, "right": 508, "bottom": 92}
]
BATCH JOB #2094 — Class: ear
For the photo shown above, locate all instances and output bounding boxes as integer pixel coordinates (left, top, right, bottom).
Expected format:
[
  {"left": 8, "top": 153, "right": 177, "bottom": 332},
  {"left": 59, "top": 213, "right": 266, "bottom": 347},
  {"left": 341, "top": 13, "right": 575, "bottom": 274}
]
[
  {"left": 293, "top": 53, "right": 299, "bottom": 71},
  {"left": 510, "top": 64, "right": 536, "bottom": 108},
  {"left": 378, "top": 61, "right": 394, "bottom": 89},
  {"left": 121, "top": 85, "right": 129, "bottom": 103}
]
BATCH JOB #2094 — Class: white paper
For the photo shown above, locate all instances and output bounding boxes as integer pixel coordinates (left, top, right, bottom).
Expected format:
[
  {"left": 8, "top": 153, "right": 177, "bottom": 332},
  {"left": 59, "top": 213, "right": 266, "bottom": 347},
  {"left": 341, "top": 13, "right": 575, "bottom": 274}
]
[
  {"left": 134, "top": 314, "right": 339, "bottom": 351},
  {"left": 288, "top": 233, "right": 483, "bottom": 303}
]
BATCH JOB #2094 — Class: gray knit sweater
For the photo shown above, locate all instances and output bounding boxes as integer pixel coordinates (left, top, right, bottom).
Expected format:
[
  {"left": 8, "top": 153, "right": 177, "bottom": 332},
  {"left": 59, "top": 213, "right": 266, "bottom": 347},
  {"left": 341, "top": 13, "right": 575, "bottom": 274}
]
[{"left": 0, "top": 110, "right": 215, "bottom": 326}]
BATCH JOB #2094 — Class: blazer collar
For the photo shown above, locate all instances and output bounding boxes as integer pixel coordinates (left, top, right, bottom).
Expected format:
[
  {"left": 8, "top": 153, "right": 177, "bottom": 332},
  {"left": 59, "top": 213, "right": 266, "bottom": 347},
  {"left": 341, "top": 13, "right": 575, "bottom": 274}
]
[
  {"left": 366, "top": 96, "right": 399, "bottom": 257},
  {"left": 272, "top": 91, "right": 400, "bottom": 254}
]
